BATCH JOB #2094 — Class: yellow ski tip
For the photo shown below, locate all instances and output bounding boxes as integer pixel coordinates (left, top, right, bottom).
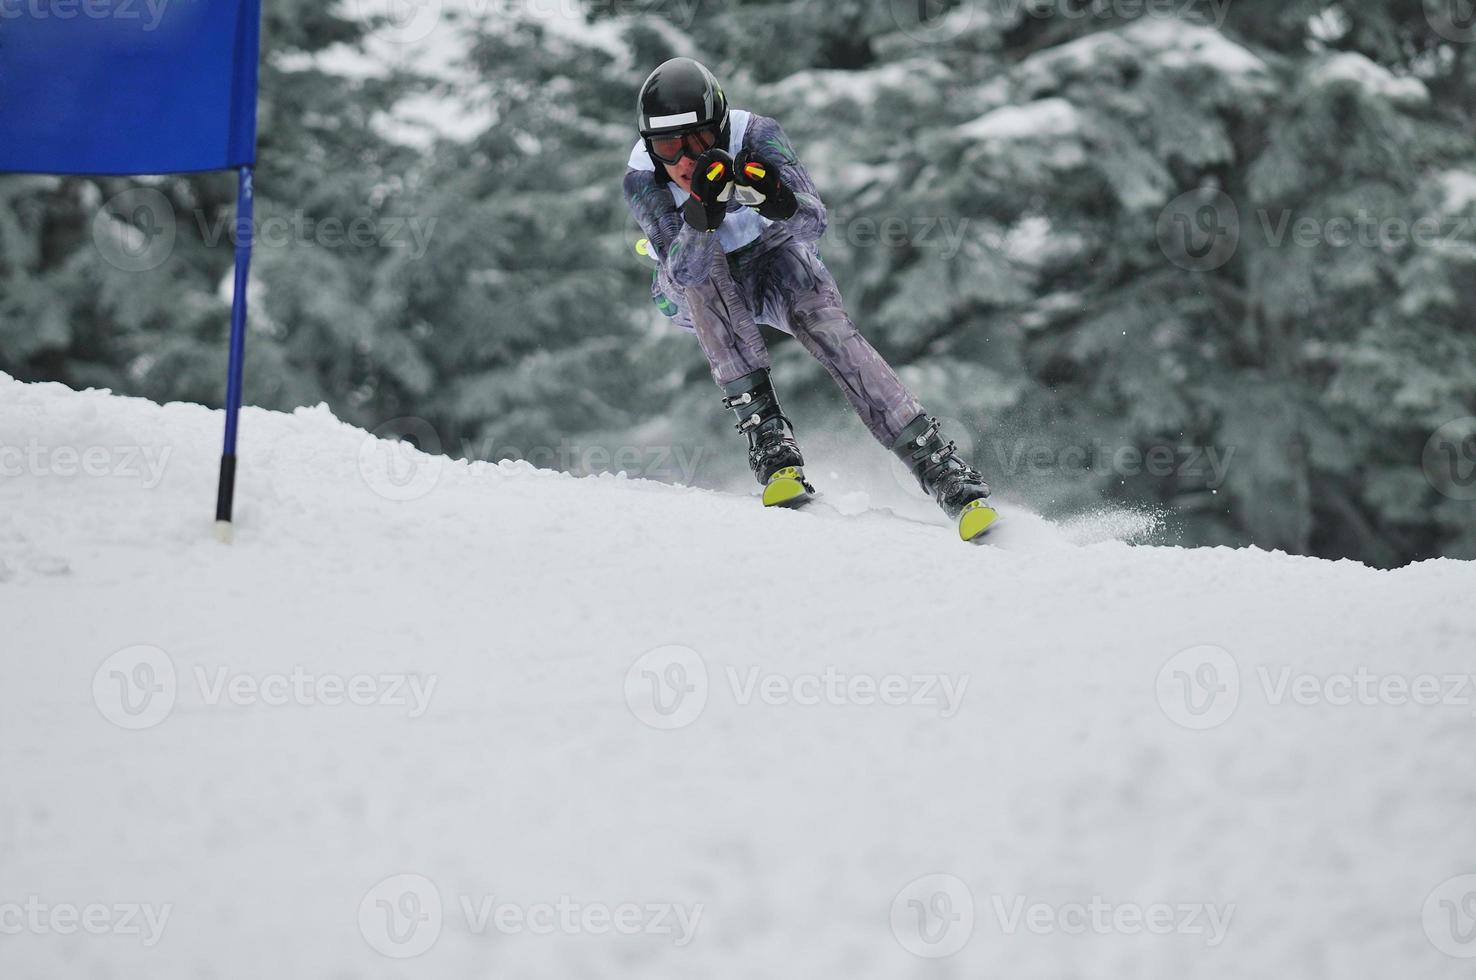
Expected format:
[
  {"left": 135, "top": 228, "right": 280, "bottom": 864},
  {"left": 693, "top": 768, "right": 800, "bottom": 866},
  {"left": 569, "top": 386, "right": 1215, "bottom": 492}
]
[
  {"left": 635, "top": 238, "right": 652, "bottom": 257},
  {"left": 958, "top": 499, "right": 999, "bottom": 541},
  {"left": 763, "top": 467, "right": 812, "bottom": 508}
]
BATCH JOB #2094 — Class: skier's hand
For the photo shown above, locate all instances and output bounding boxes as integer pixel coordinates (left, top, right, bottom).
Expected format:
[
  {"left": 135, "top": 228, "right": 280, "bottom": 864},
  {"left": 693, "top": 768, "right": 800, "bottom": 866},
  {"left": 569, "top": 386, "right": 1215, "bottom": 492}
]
[
  {"left": 681, "top": 148, "right": 733, "bottom": 233},
  {"left": 734, "top": 149, "right": 797, "bottom": 221}
]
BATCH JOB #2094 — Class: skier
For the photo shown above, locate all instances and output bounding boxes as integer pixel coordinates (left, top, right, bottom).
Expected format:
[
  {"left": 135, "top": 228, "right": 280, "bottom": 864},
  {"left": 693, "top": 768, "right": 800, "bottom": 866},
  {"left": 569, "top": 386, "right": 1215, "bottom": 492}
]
[{"left": 622, "top": 57, "right": 998, "bottom": 541}]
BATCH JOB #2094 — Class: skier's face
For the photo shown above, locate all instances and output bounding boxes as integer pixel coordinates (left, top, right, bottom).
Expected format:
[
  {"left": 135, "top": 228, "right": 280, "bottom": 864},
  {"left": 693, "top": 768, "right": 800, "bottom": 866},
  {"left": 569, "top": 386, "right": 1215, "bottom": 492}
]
[{"left": 665, "top": 156, "right": 697, "bottom": 195}]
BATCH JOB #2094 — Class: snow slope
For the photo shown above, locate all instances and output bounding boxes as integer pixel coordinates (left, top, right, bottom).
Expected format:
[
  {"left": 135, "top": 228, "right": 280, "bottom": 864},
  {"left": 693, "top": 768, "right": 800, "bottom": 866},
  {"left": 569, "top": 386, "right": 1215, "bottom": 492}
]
[{"left": 3, "top": 374, "right": 1476, "bottom": 979}]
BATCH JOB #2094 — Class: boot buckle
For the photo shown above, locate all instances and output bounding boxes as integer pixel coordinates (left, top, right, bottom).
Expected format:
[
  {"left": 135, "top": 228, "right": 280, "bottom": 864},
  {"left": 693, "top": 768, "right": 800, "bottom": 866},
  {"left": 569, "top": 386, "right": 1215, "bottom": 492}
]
[
  {"left": 914, "top": 416, "right": 941, "bottom": 447},
  {"left": 929, "top": 440, "right": 957, "bottom": 466}
]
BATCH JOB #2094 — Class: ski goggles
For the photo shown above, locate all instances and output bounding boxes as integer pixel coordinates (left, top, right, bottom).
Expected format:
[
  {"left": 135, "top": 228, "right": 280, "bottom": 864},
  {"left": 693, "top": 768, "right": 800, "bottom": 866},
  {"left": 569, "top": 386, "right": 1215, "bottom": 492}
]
[{"left": 646, "top": 126, "right": 720, "bottom": 165}]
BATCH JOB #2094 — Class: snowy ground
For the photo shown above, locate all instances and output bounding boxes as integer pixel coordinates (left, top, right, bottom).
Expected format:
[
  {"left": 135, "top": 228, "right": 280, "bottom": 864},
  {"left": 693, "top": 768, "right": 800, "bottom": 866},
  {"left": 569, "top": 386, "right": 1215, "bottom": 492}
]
[{"left": 3, "top": 373, "right": 1476, "bottom": 979}]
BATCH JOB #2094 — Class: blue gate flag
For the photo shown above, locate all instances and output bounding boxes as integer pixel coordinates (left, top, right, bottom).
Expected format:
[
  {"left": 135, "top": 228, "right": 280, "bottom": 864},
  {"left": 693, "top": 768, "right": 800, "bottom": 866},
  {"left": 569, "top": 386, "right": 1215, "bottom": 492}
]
[
  {"left": 0, "top": 0, "right": 263, "bottom": 539},
  {"left": 0, "top": 0, "right": 261, "bottom": 175}
]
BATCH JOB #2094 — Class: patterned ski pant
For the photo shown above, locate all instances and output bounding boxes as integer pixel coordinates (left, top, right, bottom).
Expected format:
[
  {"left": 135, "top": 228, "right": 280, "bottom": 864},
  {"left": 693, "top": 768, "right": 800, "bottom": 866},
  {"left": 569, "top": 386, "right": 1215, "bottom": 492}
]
[{"left": 655, "top": 238, "right": 924, "bottom": 448}]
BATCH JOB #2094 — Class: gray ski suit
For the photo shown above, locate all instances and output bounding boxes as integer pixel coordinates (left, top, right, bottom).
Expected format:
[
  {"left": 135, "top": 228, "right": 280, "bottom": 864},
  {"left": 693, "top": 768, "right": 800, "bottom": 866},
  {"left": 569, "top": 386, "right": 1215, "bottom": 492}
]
[{"left": 622, "top": 109, "right": 924, "bottom": 447}]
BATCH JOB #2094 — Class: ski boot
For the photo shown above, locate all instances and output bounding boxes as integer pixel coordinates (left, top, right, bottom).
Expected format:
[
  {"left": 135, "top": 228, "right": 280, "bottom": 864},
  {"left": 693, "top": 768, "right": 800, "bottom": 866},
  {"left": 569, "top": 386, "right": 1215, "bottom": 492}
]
[
  {"left": 721, "top": 369, "right": 815, "bottom": 508},
  {"left": 892, "top": 414, "right": 998, "bottom": 541}
]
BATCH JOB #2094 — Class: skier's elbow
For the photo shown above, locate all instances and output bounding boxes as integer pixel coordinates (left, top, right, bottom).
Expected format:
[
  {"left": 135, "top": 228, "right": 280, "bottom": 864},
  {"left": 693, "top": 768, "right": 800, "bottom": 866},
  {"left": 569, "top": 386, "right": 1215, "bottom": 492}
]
[
  {"left": 788, "top": 196, "right": 828, "bottom": 243},
  {"left": 808, "top": 201, "right": 829, "bottom": 239}
]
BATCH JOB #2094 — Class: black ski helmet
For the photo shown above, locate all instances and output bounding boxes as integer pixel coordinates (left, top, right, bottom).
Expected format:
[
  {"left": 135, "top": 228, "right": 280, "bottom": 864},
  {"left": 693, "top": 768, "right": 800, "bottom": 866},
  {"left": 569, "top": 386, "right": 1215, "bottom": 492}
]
[{"left": 637, "top": 57, "right": 729, "bottom": 170}]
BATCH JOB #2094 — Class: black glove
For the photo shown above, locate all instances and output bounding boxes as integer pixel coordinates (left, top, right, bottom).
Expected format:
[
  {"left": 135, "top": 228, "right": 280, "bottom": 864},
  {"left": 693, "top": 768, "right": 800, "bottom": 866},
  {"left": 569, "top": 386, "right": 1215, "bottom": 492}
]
[
  {"left": 681, "top": 148, "right": 734, "bottom": 232},
  {"left": 734, "top": 149, "right": 797, "bottom": 221}
]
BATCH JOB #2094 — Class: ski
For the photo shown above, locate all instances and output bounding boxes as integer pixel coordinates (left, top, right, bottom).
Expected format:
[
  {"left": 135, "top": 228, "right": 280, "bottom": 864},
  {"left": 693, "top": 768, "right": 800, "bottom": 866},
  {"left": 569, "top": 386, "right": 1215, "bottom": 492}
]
[
  {"left": 762, "top": 466, "right": 816, "bottom": 508},
  {"left": 958, "top": 498, "right": 999, "bottom": 542}
]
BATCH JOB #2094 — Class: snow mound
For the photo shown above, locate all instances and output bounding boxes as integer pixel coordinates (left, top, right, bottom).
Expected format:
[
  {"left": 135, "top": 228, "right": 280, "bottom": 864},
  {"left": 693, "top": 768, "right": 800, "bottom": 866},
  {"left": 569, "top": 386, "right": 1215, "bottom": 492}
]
[
  {"left": 1308, "top": 51, "right": 1430, "bottom": 107},
  {"left": 3, "top": 374, "right": 1475, "bottom": 980},
  {"left": 1018, "top": 19, "right": 1275, "bottom": 103},
  {"left": 958, "top": 97, "right": 1083, "bottom": 142}
]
